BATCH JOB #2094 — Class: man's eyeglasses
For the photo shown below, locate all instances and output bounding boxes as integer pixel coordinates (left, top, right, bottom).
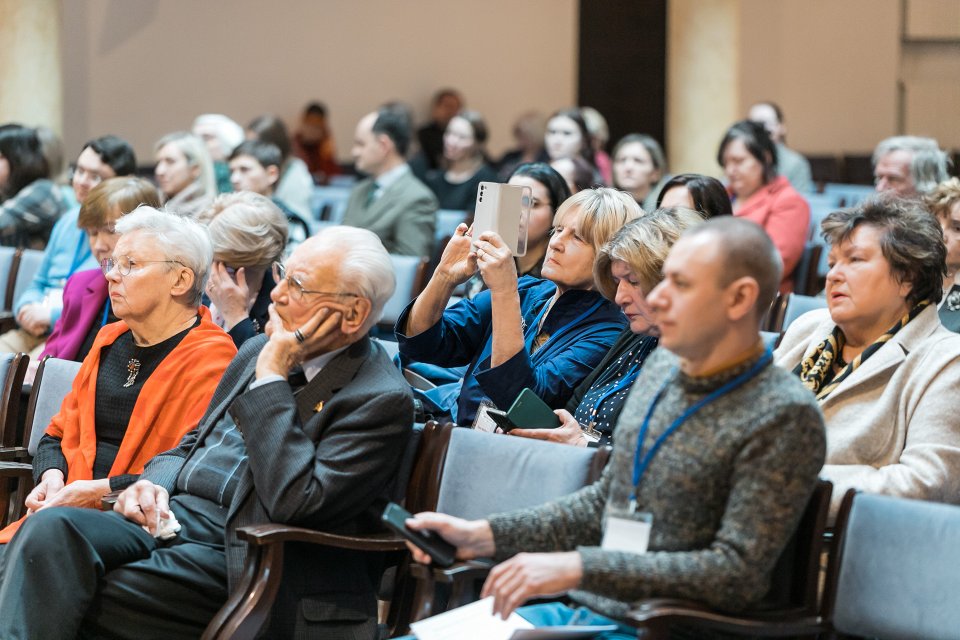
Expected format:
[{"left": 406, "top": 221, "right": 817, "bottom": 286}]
[
  {"left": 101, "top": 256, "right": 185, "bottom": 277},
  {"left": 272, "top": 262, "right": 359, "bottom": 303}
]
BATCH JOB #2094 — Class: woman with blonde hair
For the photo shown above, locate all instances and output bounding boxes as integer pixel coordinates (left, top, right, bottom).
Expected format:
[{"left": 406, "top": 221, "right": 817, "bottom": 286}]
[
  {"left": 511, "top": 207, "right": 705, "bottom": 446},
  {"left": 203, "top": 191, "right": 288, "bottom": 346},
  {"left": 154, "top": 131, "right": 216, "bottom": 218},
  {"left": 397, "top": 187, "right": 638, "bottom": 425}
]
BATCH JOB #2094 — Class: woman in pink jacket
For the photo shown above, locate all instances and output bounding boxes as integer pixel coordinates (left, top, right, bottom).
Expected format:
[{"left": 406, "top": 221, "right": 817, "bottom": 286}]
[{"left": 718, "top": 120, "right": 810, "bottom": 293}]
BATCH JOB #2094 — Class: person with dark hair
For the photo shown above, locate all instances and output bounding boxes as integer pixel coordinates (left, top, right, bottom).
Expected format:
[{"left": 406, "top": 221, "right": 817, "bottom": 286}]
[
  {"left": 748, "top": 101, "right": 813, "bottom": 193},
  {"left": 342, "top": 106, "right": 438, "bottom": 256},
  {"left": 0, "top": 135, "right": 137, "bottom": 356},
  {"left": 292, "top": 101, "right": 340, "bottom": 184},
  {"left": 550, "top": 156, "right": 596, "bottom": 195},
  {"left": 463, "top": 162, "right": 571, "bottom": 300},
  {"left": 424, "top": 110, "right": 498, "bottom": 211},
  {"left": 718, "top": 120, "right": 810, "bottom": 293},
  {"left": 246, "top": 114, "right": 314, "bottom": 221},
  {"left": 612, "top": 133, "right": 670, "bottom": 212},
  {"left": 417, "top": 88, "right": 463, "bottom": 172},
  {"left": 777, "top": 194, "right": 960, "bottom": 516},
  {"left": 399, "top": 217, "right": 825, "bottom": 634},
  {"left": 0, "top": 123, "right": 68, "bottom": 249},
  {"left": 544, "top": 109, "right": 595, "bottom": 169},
  {"left": 657, "top": 173, "right": 733, "bottom": 218}
]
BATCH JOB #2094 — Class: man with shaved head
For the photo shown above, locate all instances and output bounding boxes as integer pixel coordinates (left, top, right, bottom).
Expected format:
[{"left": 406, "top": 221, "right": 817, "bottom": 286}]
[{"left": 401, "top": 217, "right": 826, "bottom": 633}]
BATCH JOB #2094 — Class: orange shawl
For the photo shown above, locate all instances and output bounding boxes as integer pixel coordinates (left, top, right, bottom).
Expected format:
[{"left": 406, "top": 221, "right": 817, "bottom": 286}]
[{"left": 0, "top": 307, "right": 236, "bottom": 543}]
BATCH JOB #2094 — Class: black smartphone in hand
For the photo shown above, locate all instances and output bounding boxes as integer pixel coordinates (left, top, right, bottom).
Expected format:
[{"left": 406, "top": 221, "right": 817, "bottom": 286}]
[{"left": 381, "top": 502, "right": 456, "bottom": 568}]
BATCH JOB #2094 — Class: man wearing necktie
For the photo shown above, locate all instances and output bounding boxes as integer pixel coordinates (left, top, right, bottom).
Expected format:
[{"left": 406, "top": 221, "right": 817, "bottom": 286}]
[
  {"left": 0, "top": 226, "right": 414, "bottom": 640},
  {"left": 342, "top": 104, "right": 438, "bottom": 257}
]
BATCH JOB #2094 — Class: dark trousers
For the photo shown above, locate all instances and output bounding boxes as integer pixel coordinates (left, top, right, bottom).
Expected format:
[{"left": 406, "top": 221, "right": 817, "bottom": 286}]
[{"left": 0, "top": 505, "right": 228, "bottom": 640}]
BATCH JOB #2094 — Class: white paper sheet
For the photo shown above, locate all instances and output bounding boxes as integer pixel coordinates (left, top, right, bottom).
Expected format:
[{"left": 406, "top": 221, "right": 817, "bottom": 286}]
[{"left": 410, "top": 597, "right": 533, "bottom": 640}]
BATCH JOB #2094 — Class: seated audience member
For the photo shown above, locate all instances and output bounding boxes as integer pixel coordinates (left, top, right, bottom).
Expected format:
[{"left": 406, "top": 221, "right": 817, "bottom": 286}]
[
  {"left": 246, "top": 114, "right": 314, "bottom": 221},
  {"left": 927, "top": 178, "right": 960, "bottom": 332},
  {"left": 416, "top": 88, "right": 464, "bottom": 174},
  {"left": 657, "top": 173, "right": 734, "bottom": 218},
  {"left": 404, "top": 217, "right": 826, "bottom": 633},
  {"left": 551, "top": 155, "right": 595, "bottom": 195},
  {"left": 292, "top": 101, "right": 341, "bottom": 184},
  {"left": 0, "top": 135, "right": 136, "bottom": 357},
  {"left": 776, "top": 196, "right": 960, "bottom": 514},
  {"left": 748, "top": 101, "right": 813, "bottom": 193},
  {"left": 612, "top": 133, "right": 670, "bottom": 212},
  {"left": 464, "top": 162, "right": 571, "bottom": 299},
  {"left": 396, "top": 187, "right": 635, "bottom": 425},
  {"left": 343, "top": 104, "right": 438, "bottom": 257},
  {"left": 27, "top": 177, "right": 162, "bottom": 384},
  {"left": 0, "top": 123, "right": 68, "bottom": 248},
  {"left": 424, "top": 110, "right": 498, "bottom": 212},
  {"left": 0, "top": 226, "right": 413, "bottom": 638},
  {"left": 203, "top": 192, "right": 288, "bottom": 347},
  {"left": 496, "top": 111, "right": 547, "bottom": 180},
  {"left": 718, "top": 120, "right": 810, "bottom": 293},
  {"left": 873, "top": 135, "right": 950, "bottom": 198},
  {"left": 512, "top": 207, "right": 704, "bottom": 447},
  {"left": 227, "top": 139, "right": 307, "bottom": 232},
  {"left": 580, "top": 107, "right": 613, "bottom": 185},
  {"left": 154, "top": 131, "right": 216, "bottom": 218},
  {"left": 192, "top": 113, "right": 245, "bottom": 194},
  {"left": 544, "top": 109, "right": 596, "bottom": 171},
  {"left": 0, "top": 206, "right": 236, "bottom": 543}
]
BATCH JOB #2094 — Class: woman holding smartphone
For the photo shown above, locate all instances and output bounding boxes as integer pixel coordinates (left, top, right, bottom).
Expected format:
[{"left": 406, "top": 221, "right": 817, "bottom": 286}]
[{"left": 396, "top": 187, "right": 636, "bottom": 426}]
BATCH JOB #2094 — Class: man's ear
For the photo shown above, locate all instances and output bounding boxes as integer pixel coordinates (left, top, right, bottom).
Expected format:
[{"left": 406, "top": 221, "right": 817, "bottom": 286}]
[
  {"left": 265, "top": 164, "right": 280, "bottom": 187},
  {"left": 340, "top": 296, "right": 372, "bottom": 336},
  {"left": 725, "top": 276, "right": 760, "bottom": 322}
]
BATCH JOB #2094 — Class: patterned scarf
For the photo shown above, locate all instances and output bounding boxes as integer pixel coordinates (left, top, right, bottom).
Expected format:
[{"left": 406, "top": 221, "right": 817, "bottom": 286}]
[{"left": 793, "top": 300, "right": 930, "bottom": 401}]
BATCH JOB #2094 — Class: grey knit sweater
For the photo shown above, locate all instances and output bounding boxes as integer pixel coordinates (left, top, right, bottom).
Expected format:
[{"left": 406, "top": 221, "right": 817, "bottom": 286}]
[{"left": 488, "top": 347, "right": 826, "bottom": 619}]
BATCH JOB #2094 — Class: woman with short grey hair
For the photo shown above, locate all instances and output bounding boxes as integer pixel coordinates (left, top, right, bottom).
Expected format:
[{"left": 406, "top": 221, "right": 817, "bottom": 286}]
[
  {"left": 0, "top": 207, "right": 236, "bottom": 541},
  {"left": 204, "top": 192, "right": 289, "bottom": 346},
  {"left": 776, "top": 194, "right": 960, "bottom": 515}
]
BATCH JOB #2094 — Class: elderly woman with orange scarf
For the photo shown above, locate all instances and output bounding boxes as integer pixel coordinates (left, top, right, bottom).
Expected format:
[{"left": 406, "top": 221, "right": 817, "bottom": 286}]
[{"left": 0, "top": 207, "right": 236, "bottom": 543}]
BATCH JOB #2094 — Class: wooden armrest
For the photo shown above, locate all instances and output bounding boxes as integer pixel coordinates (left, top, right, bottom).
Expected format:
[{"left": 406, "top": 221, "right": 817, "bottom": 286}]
[
  {"left": 409, "top": 559, "right": 495, "bottom": 584},
  {"left": 0, "top": 446, "right": 30, "bottom": 461},
  {"left": 0, "top": 461, "right": 33, "bottom": 477},
  {"left": 626, "top": 598, "right": 820, "bottom": 633},
  {"left": 235, "top": 523, "right": 409, "bottom": 551}
]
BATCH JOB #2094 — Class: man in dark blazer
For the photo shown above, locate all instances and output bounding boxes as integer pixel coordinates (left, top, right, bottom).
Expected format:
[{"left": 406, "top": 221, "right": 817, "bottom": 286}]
[
  {"left": 343, "top": 104, "right": 437, "bottom": 257},
  {"left": 0, "top": 227, "right": 414, "bottom": 639}
]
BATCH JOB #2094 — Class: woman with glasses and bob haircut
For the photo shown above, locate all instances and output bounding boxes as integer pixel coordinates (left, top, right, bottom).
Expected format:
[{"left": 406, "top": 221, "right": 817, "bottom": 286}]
[
  {"left": 203, "top": 192, "right": 288, "bottom": 347},
  {"left": 0, "top": 207, "right": 236, "bottom": 544}
]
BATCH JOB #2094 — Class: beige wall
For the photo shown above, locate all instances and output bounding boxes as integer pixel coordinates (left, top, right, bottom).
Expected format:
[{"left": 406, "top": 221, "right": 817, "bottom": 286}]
[{"left": 60, "top": 0, "right": 578, "bottom": 164}]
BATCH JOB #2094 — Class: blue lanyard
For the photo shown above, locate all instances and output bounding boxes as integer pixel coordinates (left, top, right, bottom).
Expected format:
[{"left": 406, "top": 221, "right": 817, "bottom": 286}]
[
  {"left": 101, "top": 300, "right": 111, "bottom": 327},
  {"left": 69, "top": 232, "right": 90, "bottom": 273},
  {"left": 586, "top": 363, "right": 642, "bottom": 423},
  {"left": 523, "top": 295, "right": 603, "bottom": 353},
  {"left": 630, "top": 346, "right": 773, "bottom": 505}
]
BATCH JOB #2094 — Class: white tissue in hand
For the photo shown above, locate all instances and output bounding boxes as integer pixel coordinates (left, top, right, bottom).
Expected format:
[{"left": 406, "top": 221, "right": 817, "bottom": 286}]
[{"left": 144, "top": 511, "right": 181, "bottom": 540}]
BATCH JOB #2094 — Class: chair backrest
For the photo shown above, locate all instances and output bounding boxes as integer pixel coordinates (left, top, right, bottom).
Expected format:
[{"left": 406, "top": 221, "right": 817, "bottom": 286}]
[
  {"left": 822, "top": 182, "right": 876, "bottom": 207},
  {"left": 380, "top": 255, "right": 429, "bottom": 326},
  {"left": 791, "top": 242, "right": 822, "bottom": 296},
  {"left": 310, "top": 185, "right": 353, "bottom": 222},
  {"left": 0, "top": 247, "right": 18, "bottom": 311},
  {"left": 434, "top": 426, "right": 610, "bottom": 521},
  {"left": 806, "top": 195, "right": 841, "bottom": 242},
  {"left": 0, "top": 352, "right": 28, "bottom": 448},
  {"left": 773, "top": 293, "right": 827, "bottom": 334},
  {"left": 434, "top": 210, "right": 468, "bottom": 245},
  {"left": 10, "top": 249, "right": 45, "bottom": 311},
  {"left": 24, "top": 357, "right": 82, "bottom": 456},
  {"left": 824, "top": 492, "right": 960, "bottom": 640},
  {"left": 757, "top": 480, "right": 832, "bottom": 614}
]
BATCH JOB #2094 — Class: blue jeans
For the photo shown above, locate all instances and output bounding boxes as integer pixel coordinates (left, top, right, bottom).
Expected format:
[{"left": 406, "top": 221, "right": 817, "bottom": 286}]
[{"left": 397, "top": 602, "right": 636, "bottom": 639}]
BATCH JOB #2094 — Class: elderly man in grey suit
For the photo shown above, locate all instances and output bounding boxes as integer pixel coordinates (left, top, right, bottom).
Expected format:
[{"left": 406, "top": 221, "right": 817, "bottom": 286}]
[
  {"left": 343, "top": 104, "right": 438, "bottom": 257},
  {"left": 0, "top": 226, "right": 414, "bottom": 639}
]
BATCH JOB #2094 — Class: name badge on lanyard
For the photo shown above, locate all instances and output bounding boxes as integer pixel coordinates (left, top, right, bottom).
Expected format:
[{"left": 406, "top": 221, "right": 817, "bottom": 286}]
[{"left": 602, "top": 512, "right": 653, "bottom": 554}]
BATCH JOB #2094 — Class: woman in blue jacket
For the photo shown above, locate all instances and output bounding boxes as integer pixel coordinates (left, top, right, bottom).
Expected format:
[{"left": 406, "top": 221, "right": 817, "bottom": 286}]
[{"left": 396, "top": 187, "right": 637, "bottom": 425}]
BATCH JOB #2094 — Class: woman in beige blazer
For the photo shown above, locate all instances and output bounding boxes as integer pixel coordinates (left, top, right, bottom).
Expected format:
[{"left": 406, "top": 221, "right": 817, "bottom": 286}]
[{"left": 776, "top": 195, "right": 960, "bottom": 514}]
